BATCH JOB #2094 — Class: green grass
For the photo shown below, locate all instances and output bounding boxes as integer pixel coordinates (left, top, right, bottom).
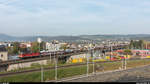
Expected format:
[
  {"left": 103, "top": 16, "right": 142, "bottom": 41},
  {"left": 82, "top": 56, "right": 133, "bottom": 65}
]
[
  {"left": 95, "top": 61, "right": 122, "bottom": 72},
  {"left": 0, "top": 61, "right": 85, "bottom": 74},
  {"left": 95, "top": 59, "right": 150, "bottom": 72},
  {"left": 1, "top": 59, "right": 150, "bottom": 82},
  {"left": 0, "top": 65, "right": 93, "bottom": 82},
  {"left": 126, "top": 59, "right": 150, "bottom": 68}
]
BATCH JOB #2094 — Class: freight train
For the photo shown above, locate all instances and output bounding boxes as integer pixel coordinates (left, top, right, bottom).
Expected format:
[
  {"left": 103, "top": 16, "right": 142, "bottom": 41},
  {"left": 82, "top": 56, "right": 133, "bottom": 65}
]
[
  {"left": 19, "top": 49, "right": 82, "bottom": 59},
  {"left": 19, "top": 45, "right": 127, "bottom": 59}
]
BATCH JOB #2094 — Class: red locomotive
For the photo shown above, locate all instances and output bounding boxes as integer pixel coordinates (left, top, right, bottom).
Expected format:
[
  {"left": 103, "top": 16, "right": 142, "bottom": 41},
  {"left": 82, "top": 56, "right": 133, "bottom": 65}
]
[{"left": 19, "top": 52, "right": 40, "bottom": 58}]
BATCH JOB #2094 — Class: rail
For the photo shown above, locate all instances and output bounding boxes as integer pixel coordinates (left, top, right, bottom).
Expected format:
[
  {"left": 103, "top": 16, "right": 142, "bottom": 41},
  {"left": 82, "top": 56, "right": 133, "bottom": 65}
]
[
  {"left": 0, "top": 45, "right": 127, "bottom": 66},
  {"left": 0, "top": 57, "right": 147, "bottom": 77}
]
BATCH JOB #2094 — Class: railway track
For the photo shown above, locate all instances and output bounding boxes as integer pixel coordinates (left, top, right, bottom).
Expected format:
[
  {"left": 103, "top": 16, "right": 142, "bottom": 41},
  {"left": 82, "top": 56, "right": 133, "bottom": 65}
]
[
  {"left": 0, "top": 52, "right": 85, "bottom": 66},
  {"left": 0, "top": 45, "right": 126, "bottom": 66},
  {"left": 0, "top": 58, "right": 147, "bottom": 77}
]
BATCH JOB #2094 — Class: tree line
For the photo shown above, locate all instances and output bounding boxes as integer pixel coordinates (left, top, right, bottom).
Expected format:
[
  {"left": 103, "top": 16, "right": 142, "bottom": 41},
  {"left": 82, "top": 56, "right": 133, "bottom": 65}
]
[
  {"left": 129, "top": 40, "right": 145, "bottom": 49},
  {"left": 6, "top": 42, "right": 46, "bottom": 55}
]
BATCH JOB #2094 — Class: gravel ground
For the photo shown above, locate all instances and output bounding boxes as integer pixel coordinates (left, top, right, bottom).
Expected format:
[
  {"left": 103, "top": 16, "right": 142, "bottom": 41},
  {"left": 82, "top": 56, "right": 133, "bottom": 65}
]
[{"left": 65, "top": 65, "right": 150, "bottom": 82}]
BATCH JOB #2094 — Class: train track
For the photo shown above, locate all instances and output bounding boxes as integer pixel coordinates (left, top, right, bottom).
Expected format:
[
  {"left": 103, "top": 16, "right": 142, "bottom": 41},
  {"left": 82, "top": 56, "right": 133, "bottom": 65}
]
[
  {"left": 0, "top": 58, "right": 147, "bottom": 77},
  {"left": 0, "top": 52, "right": 85, "bottom": 66},
  {"left": 0, "top": 45, "right": 126, "bottom": 66}
]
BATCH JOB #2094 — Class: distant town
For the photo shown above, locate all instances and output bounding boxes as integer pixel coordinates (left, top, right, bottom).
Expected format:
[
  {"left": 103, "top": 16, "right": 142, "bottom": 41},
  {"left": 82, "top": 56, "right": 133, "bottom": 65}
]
[{"left": 0, "top": 37, "right": 130, "bottom": 61}]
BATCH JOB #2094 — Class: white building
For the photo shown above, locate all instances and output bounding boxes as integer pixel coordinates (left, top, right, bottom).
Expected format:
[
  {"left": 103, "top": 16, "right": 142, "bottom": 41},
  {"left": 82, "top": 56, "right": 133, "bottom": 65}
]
[
  {"left": 20, "top": 42, "right": 32, "bottom": 48},
  {"left": 46, "top": 42, "right": 66, "bottom": 51}
]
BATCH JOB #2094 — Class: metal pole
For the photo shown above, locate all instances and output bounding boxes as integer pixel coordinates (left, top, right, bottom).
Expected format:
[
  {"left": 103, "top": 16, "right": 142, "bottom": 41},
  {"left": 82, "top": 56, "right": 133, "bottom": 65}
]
[
  {"left": 50, "top": 52, "right": 51, "bottom": 63},
  {"left": 92, "top": 50, "right": 95, "bottom": 74},
  {"left": 142, "top": 43, "right": 143, "bottom": 58},
  {"left": 110, "top": 44, "right": 112, "bottom": 61},
  {"left": 125, "top": 55, "right": 127, "bottom": 70},
  {"left": 40, "top": 42, "right": 43, "bottom": 82},
  {"left": 108, "top": 42, "right": 111, "bottom": 61},
  {"left": 41, "top": 66, "right": 43, "bottom": 82},
  {"left": 146, "top": 42, "right": 148, "bottom": 56},
  {"left": 87, "top": 50, "right": 89, "bottom": 76},
  {"left": 146, "top": 42, "right": 147, "bottom": 50},
  {"left": 122, "top": 58, "right": 123, "bottom": 70},
  {"left": 55, "top": 47, "right": 57, "bottom": 81}
]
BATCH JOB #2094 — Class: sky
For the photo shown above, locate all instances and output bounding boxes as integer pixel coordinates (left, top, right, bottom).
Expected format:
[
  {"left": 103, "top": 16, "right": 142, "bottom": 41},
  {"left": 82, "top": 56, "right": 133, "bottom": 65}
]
[{"left": 0, "top": 0, "right": 150, "bottom": 36}]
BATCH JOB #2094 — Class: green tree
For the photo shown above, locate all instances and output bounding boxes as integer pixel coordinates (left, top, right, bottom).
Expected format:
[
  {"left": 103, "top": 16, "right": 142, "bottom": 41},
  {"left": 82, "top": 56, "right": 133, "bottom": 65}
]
[
  {"left": 31, "top": 42, "right": 40, "bottom": 53},
  {"left": 129, "top": 40, "right": 145, "bottom": 49},
  {"left": 12, "top": 42, "right": 20, "bottom": 55},
  {"left": 40, "top": 41, "right": 46, "bottom": 50},
  {"left": 139, "top": 40, "right": 144, "bottom": 49},
  {"left": 129, "top": 40, "right": 134, "bottom": 49},
  {"left": 134, "top": 41, "right": 139, "bottom": 49},
  {"left": 19, "top": 47, "right": 28, "bottom": 53},
  {"left": 6, "top": 47, "right": 13, "bottom": 55},
  {"left": 60, "top": 44, "right": 68, "bottom": 51},
  {"left": 124, "top": 49, "right": 132, "bottom": 55}
]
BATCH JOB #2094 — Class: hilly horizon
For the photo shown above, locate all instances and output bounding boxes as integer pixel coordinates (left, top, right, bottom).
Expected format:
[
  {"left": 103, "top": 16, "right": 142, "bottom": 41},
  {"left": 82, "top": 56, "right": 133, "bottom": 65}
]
[{"left": 1, "top": 33, "right": 150, "bottom": 42}]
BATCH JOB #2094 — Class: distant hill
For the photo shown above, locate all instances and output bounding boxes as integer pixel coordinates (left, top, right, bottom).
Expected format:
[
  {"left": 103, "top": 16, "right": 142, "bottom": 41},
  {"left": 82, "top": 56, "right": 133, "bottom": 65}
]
[
  {"left": 80, "top": 34, "right": 150, "bottom": 41},
  {"left": 0, "top": 34, "right": 90, "bottom": 42},
  {"left": 0, "top": 34, "right": 17, "bottom": 41},
  {"left": 1, "top": 33, "right": 150, "bottom": 42}
]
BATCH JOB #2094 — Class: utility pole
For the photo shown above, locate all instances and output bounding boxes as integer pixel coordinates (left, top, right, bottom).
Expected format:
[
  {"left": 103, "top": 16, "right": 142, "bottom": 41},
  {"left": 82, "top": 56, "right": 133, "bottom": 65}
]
[
  {"left": 109, "top": 42, "right": 112, "bottom": 61},
  {"left": 55, "top": 52, "right": 58, "bottom": 81},
  {"left": 125, "top": 55, "right": 127, "bottom": 70},
  {"left": 111, "top": 45, "right": 113, "bottom": 58},
  {"left": 146, "top": 42, "right": 148, "bottom": 56},
  {"left": 40, "top": 43, "right": 44, "bottom": 82},
  {"left": 38, "top": 38, "right": 43, "bottom": 82},
  {"left": 91, "top": 41, "right": 95, "bottom": 75},
  {"left": 122, "top": 57, "right": 124, "bottom": 69},
  {"left": 55, "top": 45, "right": 58, "bottom": 81},
  {"left": 87, "top": 48, "right": 89, "bottom": 76},
  {"left": 146, "top": 42, "right": 147, "bottom": 50},
  {"left": 50, "top": 52, "right": 51, "bottom": 63},
  {"left": 41, "top": 63, "right": 44, "bottom": 82},
  {"left": 92, "top": 49, "right": 95, "bottom": 74},
  {"left": 142, "top": 42, "right": 144, "bottom": 58}
]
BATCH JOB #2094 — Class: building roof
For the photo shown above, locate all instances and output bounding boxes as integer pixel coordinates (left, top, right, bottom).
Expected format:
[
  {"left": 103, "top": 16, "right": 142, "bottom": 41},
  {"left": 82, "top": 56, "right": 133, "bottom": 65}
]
[{"left": 0, "top": 45, "right": 7, "bottom": 52}]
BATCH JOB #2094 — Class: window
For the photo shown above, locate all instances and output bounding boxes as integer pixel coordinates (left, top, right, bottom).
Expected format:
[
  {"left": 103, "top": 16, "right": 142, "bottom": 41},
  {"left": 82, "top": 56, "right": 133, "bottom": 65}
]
[{"left": 1, "top": 54, "right": 3, "bottom": 58}]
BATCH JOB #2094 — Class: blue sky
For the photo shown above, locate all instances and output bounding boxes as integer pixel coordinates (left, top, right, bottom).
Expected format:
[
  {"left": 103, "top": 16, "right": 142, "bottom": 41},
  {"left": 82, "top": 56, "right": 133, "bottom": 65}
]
[{"left": 0, "top": 0, "right": 150, "bottom": 36}]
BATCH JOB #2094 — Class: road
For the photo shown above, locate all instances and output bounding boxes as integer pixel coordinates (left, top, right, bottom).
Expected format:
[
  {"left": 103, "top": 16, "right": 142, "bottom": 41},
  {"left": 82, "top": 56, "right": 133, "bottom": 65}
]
[{"left": 62, "top": 65, "right": 150, "bottom": 82}]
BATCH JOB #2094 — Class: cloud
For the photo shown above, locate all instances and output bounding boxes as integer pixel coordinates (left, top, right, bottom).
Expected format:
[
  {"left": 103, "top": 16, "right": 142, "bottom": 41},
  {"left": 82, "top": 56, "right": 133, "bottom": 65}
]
[{"left": 0, "top": 0, "right": 150, "bottom": 36}]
